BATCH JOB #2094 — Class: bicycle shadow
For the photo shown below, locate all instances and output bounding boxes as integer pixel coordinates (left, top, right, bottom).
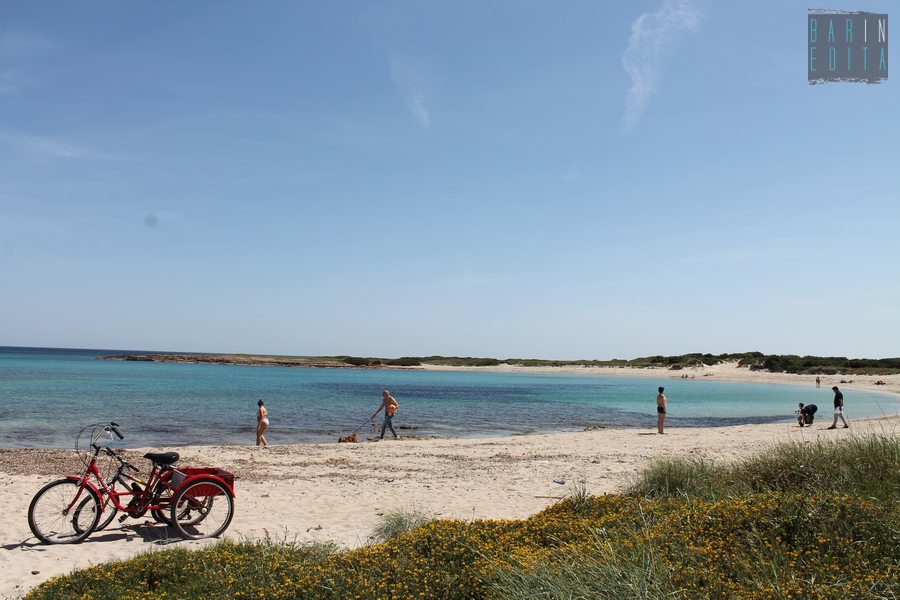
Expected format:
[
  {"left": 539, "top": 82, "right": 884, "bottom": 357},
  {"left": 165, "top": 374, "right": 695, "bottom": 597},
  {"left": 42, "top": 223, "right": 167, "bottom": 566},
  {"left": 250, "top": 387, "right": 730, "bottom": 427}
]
[
  {"left": 2, "top": 539, "right": 44, "bottom": 551},
  {"left": 87, "top": 522, "right": 185, "bottom": 546},
  {"left": 6, "top": 524, "right": 185, "bottom": 551}
]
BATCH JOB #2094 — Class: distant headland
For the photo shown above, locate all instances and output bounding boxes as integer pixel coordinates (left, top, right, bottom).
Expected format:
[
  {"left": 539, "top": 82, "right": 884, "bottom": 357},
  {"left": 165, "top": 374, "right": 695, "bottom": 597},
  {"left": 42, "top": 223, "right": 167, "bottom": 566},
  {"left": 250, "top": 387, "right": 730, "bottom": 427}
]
[{"left": 98, "top": 351, "right": 900, "bottom": 375}]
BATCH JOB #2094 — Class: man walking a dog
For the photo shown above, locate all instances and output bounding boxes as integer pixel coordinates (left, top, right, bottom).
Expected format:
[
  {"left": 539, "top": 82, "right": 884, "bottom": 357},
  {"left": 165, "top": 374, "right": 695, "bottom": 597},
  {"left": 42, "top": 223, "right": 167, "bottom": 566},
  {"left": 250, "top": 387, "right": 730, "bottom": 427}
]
[{"left": 372, "top": 390, "right": 400, "bottom": 441}]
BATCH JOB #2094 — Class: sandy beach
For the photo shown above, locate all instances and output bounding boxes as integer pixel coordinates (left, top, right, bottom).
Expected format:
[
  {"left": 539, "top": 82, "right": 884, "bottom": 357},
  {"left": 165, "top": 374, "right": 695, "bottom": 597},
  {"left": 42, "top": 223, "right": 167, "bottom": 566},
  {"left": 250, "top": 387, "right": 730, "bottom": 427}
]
[
  {"left": 422, "top": 360, "right": 900, "bottom": 398},
  {"left": 3, "top": 363, "right": 898, "bottom": 599}
]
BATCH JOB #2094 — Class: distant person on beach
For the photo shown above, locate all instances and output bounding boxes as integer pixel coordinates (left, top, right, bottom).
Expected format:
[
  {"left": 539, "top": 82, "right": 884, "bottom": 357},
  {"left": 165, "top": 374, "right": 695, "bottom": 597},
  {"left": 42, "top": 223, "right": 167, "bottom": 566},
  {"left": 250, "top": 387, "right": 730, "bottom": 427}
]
[
  {"left": 827, "top": 386, "right": 849, "bottom": 429},
  {"left": 796, "top": 403, "right": 817, "bottom": 427},
  {"left": 256, "top": 399, "right": 269, "bottom": 446},
  {"left": 372, "top": 390, "right": 400, "bottom": 441},
  {"left": 815, "top": 376, "right": 820, "bottom": 388},
  {"left": 656, "top": 387, "right": 667, "bottom": 434}
]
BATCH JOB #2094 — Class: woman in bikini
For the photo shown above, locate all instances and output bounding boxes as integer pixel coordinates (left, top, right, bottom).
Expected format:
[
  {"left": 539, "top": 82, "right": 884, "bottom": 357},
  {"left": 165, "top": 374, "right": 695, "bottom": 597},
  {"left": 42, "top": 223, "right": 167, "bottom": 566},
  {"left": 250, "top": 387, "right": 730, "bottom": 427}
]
[{"left": 256, "top": 399, "right": 269, "bottom": 447}]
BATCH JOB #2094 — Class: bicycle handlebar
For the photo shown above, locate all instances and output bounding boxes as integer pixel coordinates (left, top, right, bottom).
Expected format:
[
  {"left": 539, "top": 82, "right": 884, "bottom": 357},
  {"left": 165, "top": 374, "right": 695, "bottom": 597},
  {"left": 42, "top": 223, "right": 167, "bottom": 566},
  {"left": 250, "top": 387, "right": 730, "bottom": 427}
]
[
  {"left": 110, "top": 422, "right": 124, "bottom": 439},
  {"left": 102, "top": 446, "right": 140, "bottom": 472}
]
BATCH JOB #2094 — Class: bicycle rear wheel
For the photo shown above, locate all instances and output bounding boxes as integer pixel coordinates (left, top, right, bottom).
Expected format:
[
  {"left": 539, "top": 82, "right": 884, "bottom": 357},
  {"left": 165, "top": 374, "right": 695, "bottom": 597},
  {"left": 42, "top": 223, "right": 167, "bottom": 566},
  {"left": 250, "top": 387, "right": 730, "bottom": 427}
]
[
  {"left": 150, "top": 477, "right": 176, "bottom": 526},
  {"left": 170, "top": 478, "right": 234, "bottom": 540},
  {"left": 29, "top": 480, "right": 101, "bottom": 544}
]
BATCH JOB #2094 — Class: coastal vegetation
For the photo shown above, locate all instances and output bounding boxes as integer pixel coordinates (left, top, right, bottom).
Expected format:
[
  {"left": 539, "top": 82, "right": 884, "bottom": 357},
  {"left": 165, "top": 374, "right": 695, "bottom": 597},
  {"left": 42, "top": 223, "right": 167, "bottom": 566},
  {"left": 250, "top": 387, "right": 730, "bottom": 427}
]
[
  {"left": 26, "top": 433, "right": 900, "bottom": 600},
  {"left": 101, "top": 351, "right": 900, "bottom": 374}
]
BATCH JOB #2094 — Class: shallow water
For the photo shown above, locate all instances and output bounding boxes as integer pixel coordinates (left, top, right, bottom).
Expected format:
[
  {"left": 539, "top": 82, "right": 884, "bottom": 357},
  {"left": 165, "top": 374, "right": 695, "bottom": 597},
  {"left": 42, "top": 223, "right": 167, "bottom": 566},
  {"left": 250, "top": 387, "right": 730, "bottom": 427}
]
[{"left": 1, "top": 347, "right": 897, "bottom": 449}]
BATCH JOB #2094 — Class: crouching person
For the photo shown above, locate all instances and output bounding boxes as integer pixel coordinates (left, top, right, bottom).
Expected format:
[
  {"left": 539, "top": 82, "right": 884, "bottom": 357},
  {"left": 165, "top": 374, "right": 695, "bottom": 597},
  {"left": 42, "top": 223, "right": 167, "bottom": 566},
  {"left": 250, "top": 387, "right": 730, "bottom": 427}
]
[{"left": 796, "top": 403, "right": 817, "bottom": 427}]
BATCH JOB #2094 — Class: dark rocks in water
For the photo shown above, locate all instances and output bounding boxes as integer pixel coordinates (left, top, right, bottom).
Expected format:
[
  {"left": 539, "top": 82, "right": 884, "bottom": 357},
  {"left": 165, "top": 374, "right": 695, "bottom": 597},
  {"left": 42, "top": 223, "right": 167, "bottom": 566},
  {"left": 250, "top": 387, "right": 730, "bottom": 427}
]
[{"left": 97, "top": 354, "right": 392, "bottom": 369}]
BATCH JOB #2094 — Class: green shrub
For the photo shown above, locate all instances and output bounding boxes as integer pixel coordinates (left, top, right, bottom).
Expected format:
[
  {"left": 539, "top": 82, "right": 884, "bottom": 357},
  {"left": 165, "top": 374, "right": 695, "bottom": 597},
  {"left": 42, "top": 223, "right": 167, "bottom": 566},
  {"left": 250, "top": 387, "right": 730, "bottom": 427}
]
[
  {"left": 368, "top": 505, "right": 434, "bottom": 544},
  {"left": 26, "top": 435, "right": 900, "bottom": 600},
  {"left": 342, "top": 356, "right": 371, "bottom": 366},
  {"left": 385, "top": 357, "right": 422, "bottom": 366}
]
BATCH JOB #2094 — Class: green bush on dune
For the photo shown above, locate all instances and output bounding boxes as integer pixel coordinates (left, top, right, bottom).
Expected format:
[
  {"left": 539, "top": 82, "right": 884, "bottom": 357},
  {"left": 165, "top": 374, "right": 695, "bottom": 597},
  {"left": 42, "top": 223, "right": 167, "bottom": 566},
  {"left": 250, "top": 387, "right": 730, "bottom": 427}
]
[
  {"left": 745, "top": 354, "right": 900, "bottom": 375},
  {"left": 26, "top": 433, "right": 900, "bottom": 600},
  {"left": 378, "top": 351, "right": 900, "bottom": 374},
  {"left": 106, "top": 351, "right": 900, "bottom": 374}
]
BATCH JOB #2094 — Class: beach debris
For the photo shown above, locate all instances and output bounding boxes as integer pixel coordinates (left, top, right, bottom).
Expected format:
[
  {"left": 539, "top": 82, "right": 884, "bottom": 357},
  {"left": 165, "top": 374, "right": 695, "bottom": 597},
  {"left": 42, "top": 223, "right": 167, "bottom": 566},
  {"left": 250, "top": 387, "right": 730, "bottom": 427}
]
[
  {"left": 640, "top": 453, "right": 651, "bottom": 458},
  {"left": 31, "top": 571, "right": 40, "bottom": 575},
  {"left": 553, "top": 479, "right": 565, "bottom": 485}
]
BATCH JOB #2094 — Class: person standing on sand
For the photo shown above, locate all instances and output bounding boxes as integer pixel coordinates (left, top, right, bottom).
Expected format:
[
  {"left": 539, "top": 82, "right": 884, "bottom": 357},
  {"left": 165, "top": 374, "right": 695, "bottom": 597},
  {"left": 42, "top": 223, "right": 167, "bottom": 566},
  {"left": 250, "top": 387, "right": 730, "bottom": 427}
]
[
  {"left": 256, "top": 399, "right": 269, "bottom": 446},
  {"left": 372, "top": 390, "right": 400, "bottom": 441},
  {"left": 656, "top": 386, "right": 667, "bottom": 434},
  {"left": 827, "top": 386, "right": 849, "bottom": 429},
  {"left": 815, "top": 376, "right": 820, "bottom": 388}
]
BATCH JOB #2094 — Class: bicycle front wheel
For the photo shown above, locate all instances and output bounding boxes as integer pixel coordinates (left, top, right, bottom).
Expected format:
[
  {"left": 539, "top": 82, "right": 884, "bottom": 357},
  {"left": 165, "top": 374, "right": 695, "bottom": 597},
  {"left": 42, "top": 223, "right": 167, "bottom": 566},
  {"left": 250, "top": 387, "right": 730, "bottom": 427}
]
[
  {"left": 90, "top": 494, "right": 119, "bottom": 532},
  {"left": 29, "top": 480, "right": 101, "bottom": 544},
  {"left": 170, "top": 478, "right": 234, "bottom": 540}
]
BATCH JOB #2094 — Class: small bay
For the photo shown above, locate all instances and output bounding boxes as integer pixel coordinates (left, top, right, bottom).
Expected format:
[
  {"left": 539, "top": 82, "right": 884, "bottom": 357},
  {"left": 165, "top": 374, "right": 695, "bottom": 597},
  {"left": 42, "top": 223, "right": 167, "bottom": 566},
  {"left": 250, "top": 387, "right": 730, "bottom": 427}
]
[{"left": 1, "top": 346, "right": 898, "bottom": 449}]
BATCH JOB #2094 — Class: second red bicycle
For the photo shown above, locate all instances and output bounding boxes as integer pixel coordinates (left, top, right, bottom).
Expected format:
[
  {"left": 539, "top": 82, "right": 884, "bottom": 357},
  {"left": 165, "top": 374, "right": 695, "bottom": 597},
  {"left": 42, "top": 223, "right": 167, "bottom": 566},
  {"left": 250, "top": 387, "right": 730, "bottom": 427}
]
[{"left": 28, "top": 422, "right": 236, "bottom": 544}]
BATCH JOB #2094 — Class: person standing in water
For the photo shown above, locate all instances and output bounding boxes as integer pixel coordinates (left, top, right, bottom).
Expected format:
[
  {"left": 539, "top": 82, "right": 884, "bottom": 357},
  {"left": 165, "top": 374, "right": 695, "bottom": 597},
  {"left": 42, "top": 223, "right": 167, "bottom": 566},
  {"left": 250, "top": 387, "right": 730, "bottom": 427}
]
[
  {"left": 656, "top": 386, "right": 667, "bottom": 434},
  {"left": 372, "top": 390, "right": 400, "bottom": 441},
  {"left": 256, "top": 399, "right": 269, "bottom": 446}
]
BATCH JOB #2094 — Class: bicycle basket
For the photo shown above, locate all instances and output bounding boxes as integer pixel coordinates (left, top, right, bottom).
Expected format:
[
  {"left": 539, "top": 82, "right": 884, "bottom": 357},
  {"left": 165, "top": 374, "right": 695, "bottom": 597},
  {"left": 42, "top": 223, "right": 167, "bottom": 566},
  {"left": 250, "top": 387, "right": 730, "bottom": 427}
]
[
  {"left": 170, "top": 469, "right": 187, "bottom": 489},
  {"left": 172, "top": 467, "right": 235, "bottom": 495}
]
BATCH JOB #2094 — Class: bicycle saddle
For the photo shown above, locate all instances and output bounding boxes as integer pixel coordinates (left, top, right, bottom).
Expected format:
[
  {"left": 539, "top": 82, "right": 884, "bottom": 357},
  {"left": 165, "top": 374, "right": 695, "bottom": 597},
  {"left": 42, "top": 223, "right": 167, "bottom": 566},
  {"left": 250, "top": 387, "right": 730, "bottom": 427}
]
[{"left": 144, "top": 451, "right": 180, "bottom": 465}]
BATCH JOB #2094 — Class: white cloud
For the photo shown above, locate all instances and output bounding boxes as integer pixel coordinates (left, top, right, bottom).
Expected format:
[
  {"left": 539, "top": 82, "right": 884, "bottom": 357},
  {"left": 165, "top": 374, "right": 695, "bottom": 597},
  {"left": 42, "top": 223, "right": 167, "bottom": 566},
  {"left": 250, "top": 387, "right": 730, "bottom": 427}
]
[
  {"left": 0, "top": 31, "right": 54, "bottom": 57},
  {"left": 0, "top": 31, "right": 55, "bottom": 95},
  {"left": 622, "top": 0, "right": 704, "bottom": 131},
  {"left": 0, "top": 131, "right": 98, "bottom": 160},
  {"left": 390, "top": 54, "right": 436, "bottom": 130},
  {"left": 0, "top": 69, "right": 18, "bottom": 94}
]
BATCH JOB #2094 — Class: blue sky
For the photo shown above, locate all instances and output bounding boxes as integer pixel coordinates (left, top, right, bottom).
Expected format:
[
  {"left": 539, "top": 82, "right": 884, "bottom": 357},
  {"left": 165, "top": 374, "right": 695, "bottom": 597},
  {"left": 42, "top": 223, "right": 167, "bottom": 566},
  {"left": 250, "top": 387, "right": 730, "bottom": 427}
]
[{"left": 1, "top": 1, "right": 897, "bottom": 360}]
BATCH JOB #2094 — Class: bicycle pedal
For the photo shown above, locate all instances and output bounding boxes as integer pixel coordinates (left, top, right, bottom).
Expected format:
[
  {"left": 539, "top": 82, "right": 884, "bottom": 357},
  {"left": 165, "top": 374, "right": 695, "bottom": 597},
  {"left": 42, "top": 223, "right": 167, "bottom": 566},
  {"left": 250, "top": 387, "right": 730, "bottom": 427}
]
[{"left": 118, "top": 514, "right": 129, "bottom": 523}]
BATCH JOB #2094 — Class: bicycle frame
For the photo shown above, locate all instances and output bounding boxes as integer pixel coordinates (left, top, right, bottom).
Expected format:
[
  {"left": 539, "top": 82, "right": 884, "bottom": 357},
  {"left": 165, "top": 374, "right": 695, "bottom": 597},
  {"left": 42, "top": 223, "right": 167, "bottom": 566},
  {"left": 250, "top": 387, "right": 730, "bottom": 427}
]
[
  {"left": 30, "top": 421, "right": 235, "bottom": 544},
  {"left": 73, "top": 456, "right": 173, "bottom": 516},
  {"left": 63, "top": 425, "right": 175, "bottom": 520}
]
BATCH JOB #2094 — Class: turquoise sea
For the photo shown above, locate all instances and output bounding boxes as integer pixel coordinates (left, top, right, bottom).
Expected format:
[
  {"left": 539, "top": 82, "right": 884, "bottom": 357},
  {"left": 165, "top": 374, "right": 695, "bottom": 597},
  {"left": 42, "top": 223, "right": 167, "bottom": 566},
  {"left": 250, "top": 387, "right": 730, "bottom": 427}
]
[{"left": 1, "top": 346, "right": 898, "bottom": 449}]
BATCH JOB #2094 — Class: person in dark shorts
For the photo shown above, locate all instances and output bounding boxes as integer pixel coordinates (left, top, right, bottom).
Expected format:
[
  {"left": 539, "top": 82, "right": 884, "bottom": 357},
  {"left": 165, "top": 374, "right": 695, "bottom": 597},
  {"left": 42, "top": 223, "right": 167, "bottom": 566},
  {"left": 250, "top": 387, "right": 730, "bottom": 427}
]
[
  {"left": 796, "top": 403, "right": 817, "bottom": 426},
  {"left": 656, "top": 386, "right": 667, "bottom": 434}
]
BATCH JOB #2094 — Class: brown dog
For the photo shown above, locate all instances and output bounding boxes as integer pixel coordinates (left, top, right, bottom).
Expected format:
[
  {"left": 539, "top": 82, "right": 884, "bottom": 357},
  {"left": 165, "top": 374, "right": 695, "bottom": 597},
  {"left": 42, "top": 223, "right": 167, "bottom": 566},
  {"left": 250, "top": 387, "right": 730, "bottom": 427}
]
[{"left": 338, "top": 433, "right": 359, "bottom": 443}]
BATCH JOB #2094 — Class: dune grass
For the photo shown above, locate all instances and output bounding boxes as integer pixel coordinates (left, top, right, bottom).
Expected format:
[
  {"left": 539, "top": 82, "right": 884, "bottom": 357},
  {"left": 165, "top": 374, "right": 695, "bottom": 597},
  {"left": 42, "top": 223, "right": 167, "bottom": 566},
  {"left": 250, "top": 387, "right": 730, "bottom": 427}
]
[
  {"left": 626, "top": 427, "right": 900, "bottom": 502},
  {"left": 26, "top": 432, "right": 900, "bottom": 600},
  {"left": 367, "top": 504, "right": 434, "bottom": 545}
]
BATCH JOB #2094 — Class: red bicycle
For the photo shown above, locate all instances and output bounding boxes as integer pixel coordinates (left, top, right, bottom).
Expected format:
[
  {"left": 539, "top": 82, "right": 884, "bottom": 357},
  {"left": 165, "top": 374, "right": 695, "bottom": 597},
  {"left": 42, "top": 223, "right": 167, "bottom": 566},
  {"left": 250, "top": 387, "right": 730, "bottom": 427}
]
[{"left": 28, "top": 422, "right": 236, "bottom": 544}]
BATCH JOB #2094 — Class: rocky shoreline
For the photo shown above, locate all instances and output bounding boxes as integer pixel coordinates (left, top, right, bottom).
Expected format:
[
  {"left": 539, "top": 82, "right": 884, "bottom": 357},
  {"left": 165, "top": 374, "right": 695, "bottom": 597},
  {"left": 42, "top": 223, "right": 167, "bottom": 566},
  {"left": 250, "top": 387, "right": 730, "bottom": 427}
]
[{"left": 97, "top": 354, "right": 387, "bottom": 368}]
